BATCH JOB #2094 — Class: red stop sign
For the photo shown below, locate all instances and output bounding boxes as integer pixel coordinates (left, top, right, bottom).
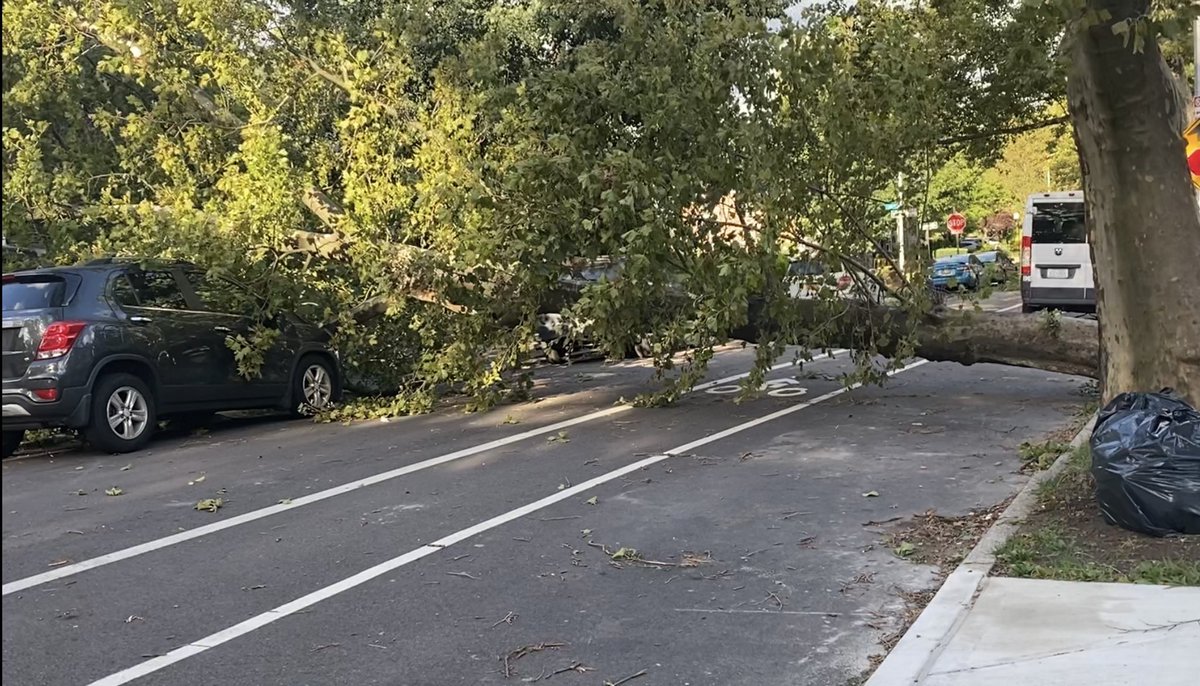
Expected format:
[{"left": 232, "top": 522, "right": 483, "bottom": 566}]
[{"left": 946, "top": 213, "right": 967, "bottom": 235}]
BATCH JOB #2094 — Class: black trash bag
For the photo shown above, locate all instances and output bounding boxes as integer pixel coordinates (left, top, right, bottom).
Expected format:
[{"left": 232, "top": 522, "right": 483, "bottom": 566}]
[{"left": 1090, "top": 390, "right": 1200, "bottom": 536}]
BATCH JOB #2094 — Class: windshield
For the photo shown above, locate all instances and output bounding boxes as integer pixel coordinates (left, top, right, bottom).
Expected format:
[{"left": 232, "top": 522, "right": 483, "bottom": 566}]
[
  {"left": 787, "top": 261, "right": 826, "bottom": 276},
  {"left": 1032, "top": 202, "right": 1086, "bottom": 244},
  {"left": 2, "top": 277, "right": 66, "bottom": 311}
]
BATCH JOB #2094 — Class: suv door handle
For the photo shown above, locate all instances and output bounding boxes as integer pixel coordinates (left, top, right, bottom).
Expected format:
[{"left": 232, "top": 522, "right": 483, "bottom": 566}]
[{"left": 128, "top": 316, "right": 152, "bottom": 325}]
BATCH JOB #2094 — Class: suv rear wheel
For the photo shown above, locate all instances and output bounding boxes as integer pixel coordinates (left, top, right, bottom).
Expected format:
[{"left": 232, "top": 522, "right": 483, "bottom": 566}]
[
  {"left": 292, "top": 355, "right": 340, "bottom": 415},
  {"left": 2, "top": 430, "right": 24, "bottom": 459},
  {"left": 87, "top": 373, "right": 157, "bottom": 454}
]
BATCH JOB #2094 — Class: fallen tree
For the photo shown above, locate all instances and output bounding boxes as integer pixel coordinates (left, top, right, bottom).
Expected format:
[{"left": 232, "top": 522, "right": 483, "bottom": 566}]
[{"left": 2, "top": 0, "right": 1192, "bottom": 407}]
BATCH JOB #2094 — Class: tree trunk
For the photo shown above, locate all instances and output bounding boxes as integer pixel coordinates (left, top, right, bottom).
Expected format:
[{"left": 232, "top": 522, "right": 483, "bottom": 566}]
[
  {"left": 1066, "top": 1, "right": 1200, "bottom": 405},
  {"left": 733, "top": 300, "right": 1099, "bottom": 379}
]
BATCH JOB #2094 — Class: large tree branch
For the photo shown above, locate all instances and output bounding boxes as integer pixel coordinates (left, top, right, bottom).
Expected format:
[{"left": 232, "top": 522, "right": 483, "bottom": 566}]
[
  {"left": 734, "top": 298, "right": 1099, "bottom": 379},
  {"left": 936, "top": 116, "right": 1070, "bottom": 146}
]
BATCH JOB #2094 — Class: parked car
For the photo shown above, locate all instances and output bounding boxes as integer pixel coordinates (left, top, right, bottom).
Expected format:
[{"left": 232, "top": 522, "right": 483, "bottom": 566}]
[
  {"left": 786, "top": 259, "right": 885, "bottom": 303},
  {"left": 2, "top": 258, "right": 341, "bottom": 457},
  {"left": 975, "top": 250, "right": 1017, "bottom": 284},
  {"left": 958, "top": 237, "right": 983, "bottom": 252},
  {"left": 928, "top": 254, "right": 984, "bottom": 291}
]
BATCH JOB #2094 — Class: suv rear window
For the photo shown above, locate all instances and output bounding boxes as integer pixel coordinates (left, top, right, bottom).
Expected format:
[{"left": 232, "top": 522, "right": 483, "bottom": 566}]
[
  {"left": 1032, "top": 203, "right": 1086, "bottom": 243},
  {"left": 2, "top": 276, "right": 66, "bottom": 311}
]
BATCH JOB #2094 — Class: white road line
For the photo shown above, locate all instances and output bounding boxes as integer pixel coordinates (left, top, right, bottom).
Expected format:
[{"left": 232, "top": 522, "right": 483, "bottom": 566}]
[
  {"left": 89, "top": 358, "right": 925, "bottom": 686},
  {"left": 2, "top": 349, "right": 846, "bottom": 597}
]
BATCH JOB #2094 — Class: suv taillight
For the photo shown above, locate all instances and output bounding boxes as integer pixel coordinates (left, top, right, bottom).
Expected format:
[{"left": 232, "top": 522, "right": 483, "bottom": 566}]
[
  {"left": 1020, "top": 236, "right": 1032, "bottom": 278},
  {"left": 35, "top": 321, "right": 87, "bottom": 359}
]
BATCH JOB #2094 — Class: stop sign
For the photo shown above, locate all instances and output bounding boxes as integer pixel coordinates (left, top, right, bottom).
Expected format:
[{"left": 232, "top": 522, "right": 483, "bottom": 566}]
[{"left": 946, "top": 213, "right": 967, "bottom": 235}]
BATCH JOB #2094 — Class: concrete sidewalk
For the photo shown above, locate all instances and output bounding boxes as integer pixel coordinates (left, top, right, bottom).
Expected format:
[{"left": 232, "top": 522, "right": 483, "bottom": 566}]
[
  {"left": 905, "top": 576, "right": 1200, "bottom": 686},
  {"left": 867, "top": 412, "right": 1200, "bottom": 686}
]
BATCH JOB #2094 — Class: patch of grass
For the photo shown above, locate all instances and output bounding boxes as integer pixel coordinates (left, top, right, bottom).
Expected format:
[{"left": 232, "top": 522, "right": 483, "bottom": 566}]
[
  {"left": 1034, "top": 444, "right": 1092, "bottom": 502},
  {"left": 996, "top": 527, "right": 1200, "bottom": 586},
  {"left": 995, "top": 445, "right": 1200, "bottom": 587}
]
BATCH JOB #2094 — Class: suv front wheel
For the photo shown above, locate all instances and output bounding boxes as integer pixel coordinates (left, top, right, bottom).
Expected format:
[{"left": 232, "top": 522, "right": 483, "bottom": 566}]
[{"left": 87, "top": 373, "right": 157, "bottom": 454}]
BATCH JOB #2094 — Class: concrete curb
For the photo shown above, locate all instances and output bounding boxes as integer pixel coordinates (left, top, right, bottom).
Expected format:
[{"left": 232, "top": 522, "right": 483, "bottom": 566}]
[{"left": 864, "top": 414, "right": 1098, "bottom": 686}]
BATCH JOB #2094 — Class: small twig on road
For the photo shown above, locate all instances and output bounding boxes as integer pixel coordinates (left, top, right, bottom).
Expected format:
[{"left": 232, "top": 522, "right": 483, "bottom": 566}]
[
  {"left": 447, "top": 571, "right": 480, "bottom": 580},
  {"left": 604, "top": 669, "right": 648, "bottom": 686},
  {"left": 367, "top": 643, "right": 387, "bottom": 649},
  {"left": 491, "top": 611, "right": 518, "bottom": 628},
  {"left": 767, "top": 591, "right": 785, "bottom": 609},
  {"left": 513, "top": 537, "right": 532, "bottom": 542},
  {"left": 549, "top": 662, "right": 594, "bottom": 678},
  {"left": 862, "top": 516, "right": 903, "bottom": 527},
  {"left": 310, "top": 643, "right": 341, "bottom": 652},
  {"left": 538, "top": 516, "right": 581, "bottom": 522},
  {"left": 452, "top": 554, "right": 472, "bottom": 561},
  {"left": 502, "top": 642, "right": 566, "bottom": 678},
  {"left": 781, "top": 511, "right": 812, "bottom": 520}
]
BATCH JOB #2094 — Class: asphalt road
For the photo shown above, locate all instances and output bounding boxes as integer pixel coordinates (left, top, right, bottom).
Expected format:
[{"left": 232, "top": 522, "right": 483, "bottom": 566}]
[{"left": 2, "top": 306, "right": 1090, "bottom": 686}]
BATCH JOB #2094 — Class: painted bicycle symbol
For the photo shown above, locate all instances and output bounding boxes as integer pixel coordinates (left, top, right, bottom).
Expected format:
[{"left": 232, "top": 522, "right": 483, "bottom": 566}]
[{"left": 705, "top": 378, "right": 809, "bottom": 398}]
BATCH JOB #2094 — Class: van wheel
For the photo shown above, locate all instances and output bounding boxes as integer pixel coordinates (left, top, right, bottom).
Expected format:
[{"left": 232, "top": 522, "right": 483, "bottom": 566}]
[
  {"left": 292, "top": 355, "right": 341, "bottom": 416},
  {"left": 2, "top": 430, "right": 25, "bottom": 459},
  {"left": 86, "top": 373, "right": 157, "bottom": 454}
]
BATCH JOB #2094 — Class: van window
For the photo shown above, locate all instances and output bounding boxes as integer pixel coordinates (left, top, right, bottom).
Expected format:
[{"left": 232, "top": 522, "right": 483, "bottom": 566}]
[{"left": 1032, "top": 203, "right": 1086, "bottom": 243}]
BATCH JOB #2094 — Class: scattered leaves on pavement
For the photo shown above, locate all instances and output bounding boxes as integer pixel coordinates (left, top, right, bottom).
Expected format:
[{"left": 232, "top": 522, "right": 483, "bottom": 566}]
[
  {"left": 883, "top": 499, "right": 1011, "bottom": 570},
  {"left": 194, "top": 498, "right": 223, "bottom": 513},
  {"left": 188, "top": 474, "right": 206, "bottom": 486},
  {"left": 862, "top": 490, "right": 879, "bottom": 497},
  {"left": 546, "top": 430, "right": 571, "bottom": 443},
  {"left": 124, "top": 615, "right": 143, "bottom": 623},
  {"left": 278, "top": 498, "right": 293, "bottom": 505},
  {"left": 105, "top": 487, "right": 123, "bottom": 496},
  {"left": 120, "top": 464, "right": 132, "bottom": 471},
  {"left": 501, "top": 415, "right": 520, "bottom": 425},
  {"left": 585, "top": 496, "right": 598, "bottom": 505},
  {"left": 47, "top": 559, "right": 71, "bottom": 567}
]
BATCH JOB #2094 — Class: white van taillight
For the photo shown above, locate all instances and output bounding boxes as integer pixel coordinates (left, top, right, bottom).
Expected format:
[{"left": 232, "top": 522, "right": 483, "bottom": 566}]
[{"left": 1020, "top": 236, "right": 1032, "bottom": 278}]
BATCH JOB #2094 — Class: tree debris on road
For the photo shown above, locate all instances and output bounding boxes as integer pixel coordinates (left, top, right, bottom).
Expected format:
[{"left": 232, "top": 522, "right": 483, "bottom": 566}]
[{"left": 502, "top": 642, "right": 566, "bottom": 679}]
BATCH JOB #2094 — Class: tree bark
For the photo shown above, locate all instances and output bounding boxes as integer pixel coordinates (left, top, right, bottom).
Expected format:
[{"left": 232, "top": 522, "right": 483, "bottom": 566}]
[{"left": 1066, "top": 1, "right": 1200, "bottom": 404}]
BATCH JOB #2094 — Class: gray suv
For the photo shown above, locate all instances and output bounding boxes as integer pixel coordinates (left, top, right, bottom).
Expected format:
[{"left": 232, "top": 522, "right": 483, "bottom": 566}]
[{"left": 2, "top": 259, "right": 341, "bottom": 457}]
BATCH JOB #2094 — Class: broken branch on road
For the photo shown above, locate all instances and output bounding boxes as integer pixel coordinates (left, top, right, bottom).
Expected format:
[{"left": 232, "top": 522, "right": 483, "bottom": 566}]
[{"left": 502, "top": 642, "right": 567, "bottom": 678}]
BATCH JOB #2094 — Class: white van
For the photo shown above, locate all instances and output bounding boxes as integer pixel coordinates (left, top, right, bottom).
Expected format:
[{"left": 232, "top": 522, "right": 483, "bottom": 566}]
[{"left": 1020, "top": 192, "right": 1095, "bottom": 313}]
